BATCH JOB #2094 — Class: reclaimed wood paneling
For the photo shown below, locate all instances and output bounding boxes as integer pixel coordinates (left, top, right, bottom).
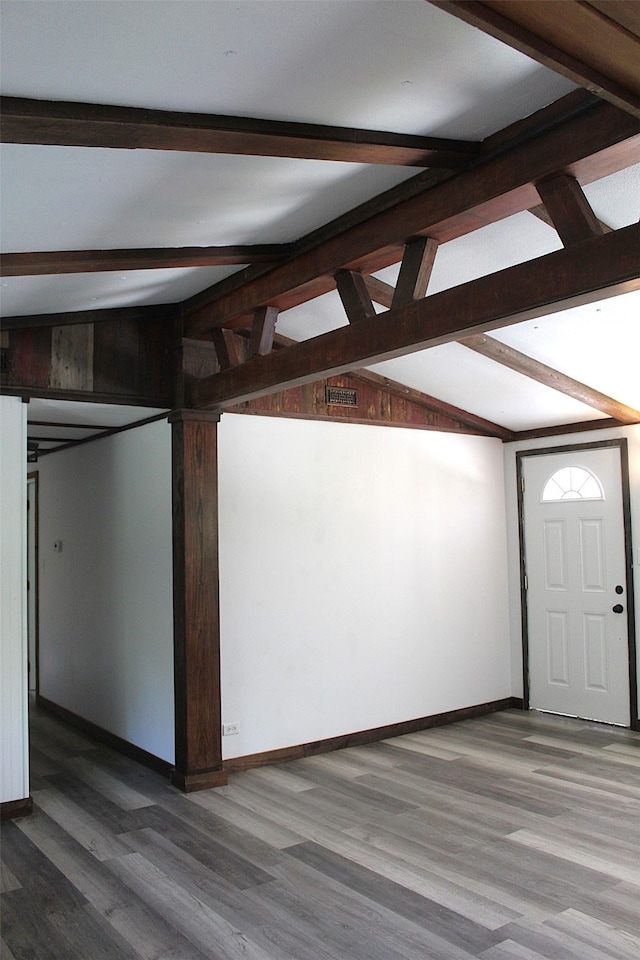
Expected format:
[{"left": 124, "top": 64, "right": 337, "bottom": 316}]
[
  {"left": 51, "top": 324, "right": 94, "bottom": 391},
  {"left": 2, "top": 316, "right": 173, "bottom": 405},
  {"left": 230, "top": 374, "right": 499, "bottom": 435}
]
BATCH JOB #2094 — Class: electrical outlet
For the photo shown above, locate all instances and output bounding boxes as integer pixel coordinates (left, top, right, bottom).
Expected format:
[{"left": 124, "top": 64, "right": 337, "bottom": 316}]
[{"left": 223, "top": 722, "right": 240, "bottom": 736}]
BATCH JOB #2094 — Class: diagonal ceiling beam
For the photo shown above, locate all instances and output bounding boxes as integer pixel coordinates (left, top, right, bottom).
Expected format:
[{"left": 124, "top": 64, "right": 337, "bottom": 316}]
[
  {"left": 273, "top": 332, "right": 512, "bottom": 439},
  {"left": 184, "top": 100, "right": 640, "bottom": 336},
  {"left": 528, "top": 203, "right": 612, "bottom": 235},
  {"left": 535, "top": 173, "right": 605, "bottom": 246},
  {"left": 363, "top": 272, "right": 640, "bottom": 424},
  {"left": 430, "top": 1, "right": 640, "bottom": 119},
  {"left": 190, "top": 222, "right": 640, "bottom": 410},
  {"left": 0, "top": 245, "right": 294, "bottom": 277},
  {"left": 0, "top": 97, "right": 479, "bottom": 168},
  {"left": 460, "top": 334, "right": 640, "bottom": 423}
]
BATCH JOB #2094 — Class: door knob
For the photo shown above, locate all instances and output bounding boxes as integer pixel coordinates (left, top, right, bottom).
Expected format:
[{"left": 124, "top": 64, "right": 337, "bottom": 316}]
[{"left": 612, "top": 604, "right": 624, "bottom": 614}]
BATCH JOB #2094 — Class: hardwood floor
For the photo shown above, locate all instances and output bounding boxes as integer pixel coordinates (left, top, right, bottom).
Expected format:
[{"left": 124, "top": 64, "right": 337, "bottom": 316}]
[{"left": 2, "top": 706, "right": 640, "bottom": 959}]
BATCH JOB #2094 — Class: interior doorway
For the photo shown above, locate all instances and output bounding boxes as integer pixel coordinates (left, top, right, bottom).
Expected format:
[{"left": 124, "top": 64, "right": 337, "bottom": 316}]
[
  {"left": 518, "top": 440, "right": 637, "bottom": 728},
  {"left": 27, "top": 472, "right": 39, "bottom": 695}
]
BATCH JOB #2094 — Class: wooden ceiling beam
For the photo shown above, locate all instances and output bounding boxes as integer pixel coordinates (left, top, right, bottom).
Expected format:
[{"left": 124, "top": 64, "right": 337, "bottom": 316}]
[
  {"left": 363, "top": 274, "right": 639, "bottom": 423},
  {"left": 392, "top": 237, "right": 439, "bottom": 308},
  {"left": 460, "top": 334, "right": 640, "bottom": 423},
  {"left": 430, "top": 1, "right": 640, "bottom": 119},
  {"left": 528, "top": 203, "right": 612, "bottom": 235},
  {"left": 248, "top": 306, "right": 278, "bottom": 359},
  {"left": 0, "top": 96, "right": 479, "bottom": 169},
  {"left": 0, "top": 304, "right": 176, "bottom": 331},
  {"left": 211, "top": 328, "right": 245, "bottom": 371},
  {"left": 189, "top": 221, "right": 640, "bottom": 409},
  {"left": 535, "top": 173, "right": 605, "bottom": 246},
  {"left": 0, "top": 245, "right": 293, "bottom": 277},
  {"left": 271, "top": 332, "right": 513, "bottom": 439},
  {"left": 335, "top": 271, "right": 377, "bottom": 323},
  {"left": 184, "top": 100, "right": 640, "bottom": 336}
]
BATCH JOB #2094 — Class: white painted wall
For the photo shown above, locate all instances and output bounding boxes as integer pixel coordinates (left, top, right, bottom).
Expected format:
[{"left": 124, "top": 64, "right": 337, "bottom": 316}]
[
  {"left": 218, "top": 415, "right": 512, "bottom": 759},
  {"left": 0, "top": 396, "right": 29, "bottom": 804},
  {"left": 36, "top": 419, "right": 175, "bottom": 763},
  {"left": 504, "top": 425, "right": 640, "bottom": 715}
]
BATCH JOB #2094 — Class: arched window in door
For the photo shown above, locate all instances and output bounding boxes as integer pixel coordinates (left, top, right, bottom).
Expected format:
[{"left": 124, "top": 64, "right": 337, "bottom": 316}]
[{"left": 541, "top": 465, "right": 604, "bottom": 502}]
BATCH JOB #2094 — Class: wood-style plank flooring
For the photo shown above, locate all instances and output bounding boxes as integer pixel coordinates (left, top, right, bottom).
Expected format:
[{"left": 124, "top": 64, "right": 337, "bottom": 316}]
[{"left": 2, "top": 706, "right": 640, "bottom": 959}]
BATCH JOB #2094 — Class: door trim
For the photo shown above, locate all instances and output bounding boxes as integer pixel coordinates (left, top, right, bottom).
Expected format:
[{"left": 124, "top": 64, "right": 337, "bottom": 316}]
[
  {"left": 516, "top": 439, "right": 638, "bottom": 730},
  {"left": 27, "top": 471, "right": 39, "bottom": 697}
]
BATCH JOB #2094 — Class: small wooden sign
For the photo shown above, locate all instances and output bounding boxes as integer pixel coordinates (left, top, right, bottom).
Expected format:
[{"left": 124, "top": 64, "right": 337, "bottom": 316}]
[{"left": 326, "top": 386, "right": 358, "bottom": 406}]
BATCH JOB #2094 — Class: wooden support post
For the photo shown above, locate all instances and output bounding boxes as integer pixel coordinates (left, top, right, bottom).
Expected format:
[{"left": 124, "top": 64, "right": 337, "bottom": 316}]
[
  {"left": 335, "top": 270, "right": 377, "bottom": 323},
  {"left": 392, "top": 236, "right": 438, "bottom": 308},
  {"left": 535, "top": 173, "right": 605, "bottom": 246},
  {"left": 248, "top": 305, "right": 279, "bottom": 359},
  {"left": 169, "top": 409, "right": 227, "bottom": 792}
]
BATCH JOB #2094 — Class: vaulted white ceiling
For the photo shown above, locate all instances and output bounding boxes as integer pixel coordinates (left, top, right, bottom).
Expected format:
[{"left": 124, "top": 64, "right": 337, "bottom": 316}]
[{"left": 1, "top": 0, "right": 638, "bottom": 438}]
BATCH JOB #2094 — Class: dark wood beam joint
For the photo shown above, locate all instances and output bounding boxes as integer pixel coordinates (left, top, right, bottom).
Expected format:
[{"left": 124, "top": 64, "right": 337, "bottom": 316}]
[
  {"left": 535, "top": 173, "right": 606, "bottom": 246},
  {"left": 191, "top": 222, "right": 640, "bottom": 410},
  {"left": 392, "top": 237, "right": 439, "bottom": 308},
  {"left": 335, "top": 270, "right": 377, "bottom": 323},
  {"left": 247, "top": 306, "right": 279, "bottom": 359},
  {"left": 211, "top": 328, "right": 246, "bottom": 371}
]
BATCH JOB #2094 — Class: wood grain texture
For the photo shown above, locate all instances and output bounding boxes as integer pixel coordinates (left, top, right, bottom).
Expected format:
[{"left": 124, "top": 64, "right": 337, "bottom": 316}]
[
  {"left": 185, "top": 100, "right": 639, "bottom": 334},
  {"left": 4, "top": 704, "right": 640, "bottom": 958},
  {"left": 191, "top": 222, "right": 640, "bottom": 410},
  {"left": 170, "top": 411, "right": 227, "bottom": 792},
  {"left": 0, "top": 96, "right": 478, "bottom": 167}
]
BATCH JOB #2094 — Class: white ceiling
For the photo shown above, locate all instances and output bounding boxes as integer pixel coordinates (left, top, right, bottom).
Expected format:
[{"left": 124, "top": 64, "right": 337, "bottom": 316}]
[{"left": 1, "top": 0, "right": 638, "bottom": 437}]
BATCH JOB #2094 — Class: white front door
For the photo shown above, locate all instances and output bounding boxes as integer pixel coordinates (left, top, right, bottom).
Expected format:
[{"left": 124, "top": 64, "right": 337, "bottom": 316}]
[{"left": 522, "top": 446, "right": 631, "bottom": 726}]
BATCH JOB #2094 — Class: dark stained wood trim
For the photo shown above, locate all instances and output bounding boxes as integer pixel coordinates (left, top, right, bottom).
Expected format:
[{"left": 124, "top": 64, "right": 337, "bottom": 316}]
[
  {"left": 1, "top": 797, "right": 33, "bottom": 821},
  {"left": 363, "top": 274, "right": 395, "bottom": 309},
  {"left": 264, "top": 338, "right": 514, "bottom": 442},
  {"left": 335, "top": 270, "right": 377, "bottom": 323},
  {"left": 27, "top": 470, "right": 40, "bottom": 698},
  {"left": 392, "top": 236, "right": 439, "bottom": 308},
  {"left": 185, "top": 100, "right": 640, "bottom": 334},
  {"left": 347, "top": 368, "right": 514, "bottom": 439},
  {"left": 179, "top": 91, "right": 611, "bottom": 321},
  {"left": 528, "top": 202, "right": 612, "bottom": 235},
  {"left": 460, "top": 333, "right": 640, "bottom": 422},
  {"left": 2, "top": 386, "right": 171, "bottom": 408},
  {"left": 510, "top": 416, "right": 632, "bottom": 442},
  {"left": 0, "top": 96, "right": 479, "bottom": 168},
  {"left": 33, "top": 411, "right": 169, "bottom": 459},
  {"left": 223, "top": 697, "right": 521, "bottom": 773},
  {"left": 535, "top": 173, "right": 605, "bottom": 247},
  {"left": 430, "top": 1, "right": 640, "bottom": 119},
  {"left": 36, "top": 695, "right": 173, "bottom": 778},
  {"left": 0, "top": 245, "right": 293, "bottom": 277},
  {"left": 169, "top": 410, "right": 227, "bottom": 793},
  {"left": 248, "top": 306, "right": 278, "bottom": 359},
  {"left": 191, "top": 223, "right": 640, "bottom": 410},
  {"left": 228, "top": 372, "right": 508, "bottom": 437},
  {"left": 364, "top": 277, "right": 638, "bottom": 432},
  {"left": 1, "top": 304, "right": 177, "bottom": 332},
  {"left": 211, "top": 328, "right": 246, "bottom": 370}
]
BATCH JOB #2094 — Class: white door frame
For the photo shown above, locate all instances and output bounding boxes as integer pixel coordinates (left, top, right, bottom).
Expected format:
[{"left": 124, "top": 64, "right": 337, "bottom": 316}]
[
  {"left": 516, "top": 438, "right": 638, "bottom": 730},
  {"left": 27, "top": 471, "right": 39, "bottom": 697}
]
